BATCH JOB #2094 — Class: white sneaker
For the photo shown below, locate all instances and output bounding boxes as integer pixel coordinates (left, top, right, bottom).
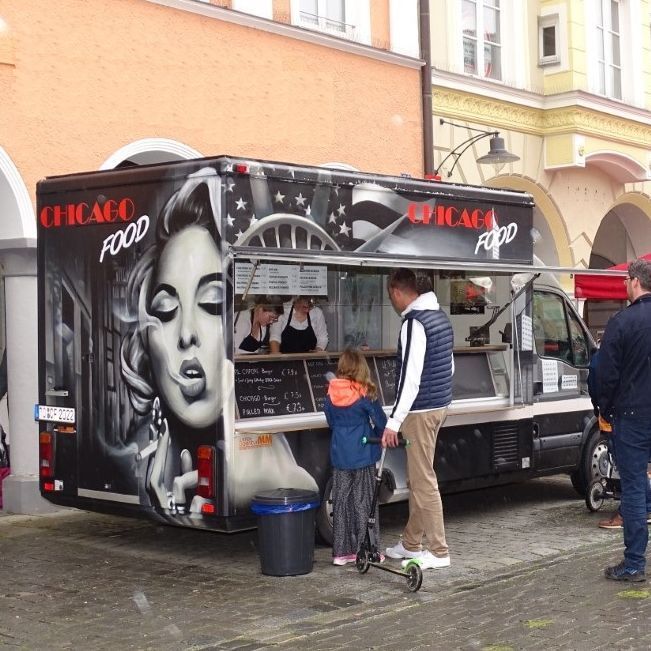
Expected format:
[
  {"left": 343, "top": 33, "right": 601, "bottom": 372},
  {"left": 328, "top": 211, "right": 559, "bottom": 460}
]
[
  {"left": 402, "top": 551, "right": 450, "bottom": 570},
  {"left": 385, "top": 540, "right": 424, "bottom": 559}
]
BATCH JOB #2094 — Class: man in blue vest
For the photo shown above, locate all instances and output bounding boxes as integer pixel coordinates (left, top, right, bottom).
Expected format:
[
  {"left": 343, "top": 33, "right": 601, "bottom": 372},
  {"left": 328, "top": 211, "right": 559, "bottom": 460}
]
[
  {"left": 382, "top": 268, "right": 454, "bottom": 570},
  {"left": 598, "top": 257, "right": 651, "bottom": 582}
]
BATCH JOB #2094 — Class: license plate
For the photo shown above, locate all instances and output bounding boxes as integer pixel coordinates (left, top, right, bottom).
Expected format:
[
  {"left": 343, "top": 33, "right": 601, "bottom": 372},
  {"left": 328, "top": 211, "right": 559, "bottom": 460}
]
[{"left": 37, "top": 405, "right": 76, "bottom": 424}]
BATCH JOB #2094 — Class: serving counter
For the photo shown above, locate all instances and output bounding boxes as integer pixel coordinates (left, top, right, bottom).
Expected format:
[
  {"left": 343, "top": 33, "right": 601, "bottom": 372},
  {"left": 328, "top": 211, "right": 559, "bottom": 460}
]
[{"left": 234, "top": 345, "right": 511, "bottom": 433}]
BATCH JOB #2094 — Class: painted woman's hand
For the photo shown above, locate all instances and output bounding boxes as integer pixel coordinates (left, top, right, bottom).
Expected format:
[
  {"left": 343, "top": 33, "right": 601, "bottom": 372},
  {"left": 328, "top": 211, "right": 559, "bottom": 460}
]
[{"left": 147, "top": 397, "right": 172, "bottom": 510}]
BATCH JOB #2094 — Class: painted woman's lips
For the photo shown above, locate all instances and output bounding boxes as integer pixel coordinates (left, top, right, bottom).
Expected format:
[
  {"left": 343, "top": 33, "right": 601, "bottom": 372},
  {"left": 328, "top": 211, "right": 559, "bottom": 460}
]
[{"left": 179, "top": 358, "right": 206, "bottom": 399}]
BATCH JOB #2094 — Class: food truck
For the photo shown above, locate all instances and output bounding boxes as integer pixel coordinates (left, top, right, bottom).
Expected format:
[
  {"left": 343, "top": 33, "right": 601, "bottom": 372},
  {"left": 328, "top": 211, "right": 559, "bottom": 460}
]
[{"left": 36, "top": 156, "right": 603, "bottom": 540}]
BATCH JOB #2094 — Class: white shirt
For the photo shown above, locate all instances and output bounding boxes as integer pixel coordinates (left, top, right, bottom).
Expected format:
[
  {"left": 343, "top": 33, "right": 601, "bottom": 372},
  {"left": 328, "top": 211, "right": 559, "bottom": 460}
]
[
  {"left": 386, "top": 291, "right": 454, "bottom": 432},
  {"left": 269, "top": 304, "right": 329, "bottom": 351},
  {"left": 233, "top": 310, "right": 269, "bottom": 355}
]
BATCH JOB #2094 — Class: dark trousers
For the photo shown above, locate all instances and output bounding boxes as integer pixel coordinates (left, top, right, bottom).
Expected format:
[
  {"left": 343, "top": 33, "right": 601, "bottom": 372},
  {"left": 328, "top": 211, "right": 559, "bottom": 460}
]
[{"left": 613, "top": 416, "right": 651, "bottom": 572}]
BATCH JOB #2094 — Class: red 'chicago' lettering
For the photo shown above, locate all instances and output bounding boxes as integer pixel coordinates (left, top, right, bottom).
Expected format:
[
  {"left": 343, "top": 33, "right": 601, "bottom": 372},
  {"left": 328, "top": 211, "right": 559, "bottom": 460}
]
[
  {"left": 39, "top": 198, "right": 135, "bottom": 228},
  {"left": 407, "top": 203, "right": 494, "bottom": 230}
]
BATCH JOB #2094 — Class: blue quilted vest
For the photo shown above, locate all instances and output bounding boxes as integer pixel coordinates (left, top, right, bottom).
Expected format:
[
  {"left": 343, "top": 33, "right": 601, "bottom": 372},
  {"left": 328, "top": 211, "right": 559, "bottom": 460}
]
[{"left": 395, "top": 309, "right": 454, "bottom": 410}]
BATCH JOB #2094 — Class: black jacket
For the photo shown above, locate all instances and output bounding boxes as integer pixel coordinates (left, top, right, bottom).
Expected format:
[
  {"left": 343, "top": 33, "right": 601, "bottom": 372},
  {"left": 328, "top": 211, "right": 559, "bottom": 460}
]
[{"left": 597, "top": 293, "right": 651, "bottom": 421}]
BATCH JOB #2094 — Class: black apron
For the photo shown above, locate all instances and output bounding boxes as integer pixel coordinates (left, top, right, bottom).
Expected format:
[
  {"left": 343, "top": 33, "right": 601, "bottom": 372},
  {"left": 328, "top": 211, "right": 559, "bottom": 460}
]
[
  {"left": 280, "top": 306, "right": 317, "bottom": 353},
  {"left": 238, "top": 311, "right": 270, "bottom": 353}
]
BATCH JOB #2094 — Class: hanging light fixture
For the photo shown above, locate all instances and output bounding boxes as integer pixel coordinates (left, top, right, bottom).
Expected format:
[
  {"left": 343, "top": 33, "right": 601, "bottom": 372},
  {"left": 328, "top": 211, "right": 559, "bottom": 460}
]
[{"left": 434, "top": 118, "right": 520, "bottom": 178}]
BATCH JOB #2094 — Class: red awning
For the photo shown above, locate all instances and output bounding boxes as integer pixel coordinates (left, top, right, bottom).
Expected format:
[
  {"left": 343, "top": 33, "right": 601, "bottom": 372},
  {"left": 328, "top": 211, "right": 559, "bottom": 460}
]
[{"left": 574, "top": 253, "right": 651, "bottom": 300}]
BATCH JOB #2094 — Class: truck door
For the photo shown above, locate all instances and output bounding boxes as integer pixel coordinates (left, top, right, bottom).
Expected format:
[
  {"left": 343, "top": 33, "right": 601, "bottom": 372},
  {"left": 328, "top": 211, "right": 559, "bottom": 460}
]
[{"left": 532, "top": 289, "right": 593, "bottom": 471}]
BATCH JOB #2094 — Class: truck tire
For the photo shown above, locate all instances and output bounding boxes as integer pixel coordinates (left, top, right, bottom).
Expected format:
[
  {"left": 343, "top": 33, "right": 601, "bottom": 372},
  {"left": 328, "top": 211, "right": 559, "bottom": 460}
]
[
  {"left": 572, "top": 428, "right": 609, "bottom": 497},
  {"left": 316, "top": 475, "right": 334, "bottom": 546}
]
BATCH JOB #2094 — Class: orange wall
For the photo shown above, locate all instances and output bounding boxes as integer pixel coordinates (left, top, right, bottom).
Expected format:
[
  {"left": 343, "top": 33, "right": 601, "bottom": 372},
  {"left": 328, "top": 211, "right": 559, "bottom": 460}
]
[{"left": 0, "top": 0, "right": 423, "bottom": 202}]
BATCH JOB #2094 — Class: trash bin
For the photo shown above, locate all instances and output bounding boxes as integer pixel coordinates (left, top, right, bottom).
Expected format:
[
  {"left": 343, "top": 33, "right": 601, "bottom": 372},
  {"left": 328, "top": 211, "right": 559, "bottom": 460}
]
[{"left": 251, "top": 488, "right": 320, "bottom": 576}]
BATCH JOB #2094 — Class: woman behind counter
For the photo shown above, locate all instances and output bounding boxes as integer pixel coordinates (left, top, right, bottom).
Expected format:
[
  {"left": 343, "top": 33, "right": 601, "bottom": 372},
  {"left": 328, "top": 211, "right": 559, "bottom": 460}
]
[
  {"left": 269, "top": 295, "right": 328, "bottom": 353},
  {"left": 234, "top": 296, "right": 283, "bottom": 354}
]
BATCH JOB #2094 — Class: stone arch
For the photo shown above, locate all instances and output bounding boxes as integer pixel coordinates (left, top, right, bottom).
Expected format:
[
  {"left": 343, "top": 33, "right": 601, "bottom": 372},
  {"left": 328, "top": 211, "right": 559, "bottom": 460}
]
[
  {"left": 583, "top": 191, "right": 651, "bottom": 338},
  {"left": 591, "top": 191, "right": 651, "bottom": 265},
  {"left": 585, "top": 151, "right": 649, "bottom": 184},
  {"left": 486, "top": 174, "right": 572, "bottom": 267},
  {"left": 100, "top": 138, "right": 204, "bottom": 170},
  {"left": 0, "top": 146, "right": 36, "bottom": 243}
]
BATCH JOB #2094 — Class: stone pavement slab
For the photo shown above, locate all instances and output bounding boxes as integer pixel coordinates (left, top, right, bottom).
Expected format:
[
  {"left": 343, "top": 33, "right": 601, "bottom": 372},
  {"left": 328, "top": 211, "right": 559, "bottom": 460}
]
[
  {"left": 0, "top": 476, "right": 646, "bottom": 650},
  {"left": 278, "top": 543, "right": 651, "bottom": 651}
]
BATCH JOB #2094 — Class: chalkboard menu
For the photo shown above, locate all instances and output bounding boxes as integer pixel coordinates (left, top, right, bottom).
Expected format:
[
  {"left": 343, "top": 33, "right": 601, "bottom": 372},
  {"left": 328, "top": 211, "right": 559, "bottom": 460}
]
[
  {"left": 235, "top": 354, "right": 400, "bottom": 419},
  {"left": 306, "top": 358, "right": 339, "bottom": 412},
  {"left": 234, "top": 350, "right": 505, "bottom": 419},
  {"left": 374, "top": 356, "right": 396, "bottom": 405},
  {"left": 234, "top": 360, "right": 312, "bottom": 418}
]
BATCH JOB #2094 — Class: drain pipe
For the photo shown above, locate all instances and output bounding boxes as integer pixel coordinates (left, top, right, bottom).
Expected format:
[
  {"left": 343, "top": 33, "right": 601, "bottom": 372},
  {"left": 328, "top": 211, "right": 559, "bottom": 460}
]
[{"left": 419, "top": 0, "right": 434, "bottom": 176}]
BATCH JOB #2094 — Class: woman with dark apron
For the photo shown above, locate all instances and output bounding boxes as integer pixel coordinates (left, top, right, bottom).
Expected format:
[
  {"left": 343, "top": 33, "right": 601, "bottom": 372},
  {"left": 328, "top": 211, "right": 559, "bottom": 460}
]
[
  {"left": 270, "top": 297, "right": 328, "bottom": 353},
  {"left": 234, "top": 299, "right": 282, "bottom": 355}
]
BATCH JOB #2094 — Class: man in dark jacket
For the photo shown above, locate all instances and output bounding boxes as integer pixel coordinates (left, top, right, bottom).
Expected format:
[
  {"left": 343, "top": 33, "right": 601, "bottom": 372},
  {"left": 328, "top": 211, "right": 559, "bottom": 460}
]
[
  {"left": 598, "top": 258, "right": 651, "bottom": 582},
  {"left": 382, "top": 268, "right": 454, "bottom": 570}
]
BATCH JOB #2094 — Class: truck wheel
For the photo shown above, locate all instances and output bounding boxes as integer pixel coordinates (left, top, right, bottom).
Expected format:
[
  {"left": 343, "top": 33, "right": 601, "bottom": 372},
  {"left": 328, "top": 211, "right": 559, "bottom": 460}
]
[
  {"left": 573, "top": 429, "right": 609, "bottom": 497},
  {"left": 316, "top": 475, "right": 334, "bottom": 546}
]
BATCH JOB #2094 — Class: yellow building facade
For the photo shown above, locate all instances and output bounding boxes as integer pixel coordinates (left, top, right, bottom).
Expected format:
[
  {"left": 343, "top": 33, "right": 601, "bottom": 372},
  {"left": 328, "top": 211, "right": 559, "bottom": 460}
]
[{"left": 429, "top": 0, "right": 651, "bottom": 275}]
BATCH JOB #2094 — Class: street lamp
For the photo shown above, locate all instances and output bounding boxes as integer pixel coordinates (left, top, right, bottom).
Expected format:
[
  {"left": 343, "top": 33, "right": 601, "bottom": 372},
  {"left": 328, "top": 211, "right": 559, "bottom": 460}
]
[{"left": 434, "top": 118, "right": 520, "bottom": 178}]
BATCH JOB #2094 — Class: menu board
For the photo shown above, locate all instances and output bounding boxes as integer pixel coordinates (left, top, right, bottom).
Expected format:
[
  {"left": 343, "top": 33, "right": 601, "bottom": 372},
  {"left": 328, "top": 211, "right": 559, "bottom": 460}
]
[
  {"left": 234, "top": 360, "right": 312, "bottom": 418},
  {"left": 235, "top": 350, "right": 506, "bottom": 419},
  {"left": 374, "top": 356, "right": 396, "bottom": 406},
  {"left": 305, "top": 358, "right": 339, "bottom": 412},
  {"left": 235, "top": 354, "right": 399, "bottom": 419},
  {"left": 234, "top": 262, "right": 328, "bottom": 296}
]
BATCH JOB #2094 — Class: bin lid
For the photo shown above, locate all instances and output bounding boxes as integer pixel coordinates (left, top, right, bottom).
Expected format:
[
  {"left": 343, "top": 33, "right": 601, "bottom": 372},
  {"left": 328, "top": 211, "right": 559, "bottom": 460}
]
[{"left": 251, "top": 488, "right": 319, "bottom": 506}]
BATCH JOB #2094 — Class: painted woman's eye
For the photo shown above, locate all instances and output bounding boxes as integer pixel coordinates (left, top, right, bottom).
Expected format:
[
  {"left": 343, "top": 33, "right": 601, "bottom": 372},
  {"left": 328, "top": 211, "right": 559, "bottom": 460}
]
[
  {"left": 198, "top": 282, "right": 224, "bottom": 316},
  {"left": 150, "top": 292, "right": 179, "bottom": 322}
]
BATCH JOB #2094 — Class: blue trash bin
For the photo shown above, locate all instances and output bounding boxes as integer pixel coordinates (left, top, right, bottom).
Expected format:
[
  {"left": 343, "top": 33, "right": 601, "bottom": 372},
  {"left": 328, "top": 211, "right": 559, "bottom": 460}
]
[{"left": 251, "top": 488, "right": 320, "bottom": 576}]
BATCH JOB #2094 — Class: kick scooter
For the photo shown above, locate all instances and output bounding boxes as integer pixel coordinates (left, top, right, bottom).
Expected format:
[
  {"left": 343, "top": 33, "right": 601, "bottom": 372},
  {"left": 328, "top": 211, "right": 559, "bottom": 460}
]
[{"left": 356, "top": 436, "right": 423, "bottom": 593}]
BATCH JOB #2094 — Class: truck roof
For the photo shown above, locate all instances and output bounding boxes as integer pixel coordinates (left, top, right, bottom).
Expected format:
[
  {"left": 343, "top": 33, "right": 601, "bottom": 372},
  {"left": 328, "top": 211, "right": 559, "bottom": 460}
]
[{"left": 36, "top": 155, "right": 535, "bottom": 208}]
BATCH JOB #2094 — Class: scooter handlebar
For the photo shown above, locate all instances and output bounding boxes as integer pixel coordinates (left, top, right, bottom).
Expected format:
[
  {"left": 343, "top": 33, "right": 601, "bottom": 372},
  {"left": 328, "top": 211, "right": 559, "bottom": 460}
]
[{"left": 361, "top": 436, "right": 409, "bottom": 447}]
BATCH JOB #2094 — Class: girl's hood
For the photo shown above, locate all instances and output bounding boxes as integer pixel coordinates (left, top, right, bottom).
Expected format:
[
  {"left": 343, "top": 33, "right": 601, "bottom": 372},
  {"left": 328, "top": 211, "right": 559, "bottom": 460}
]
[{"left": 327, "top": 378, "right": 366, "bottom": 406}]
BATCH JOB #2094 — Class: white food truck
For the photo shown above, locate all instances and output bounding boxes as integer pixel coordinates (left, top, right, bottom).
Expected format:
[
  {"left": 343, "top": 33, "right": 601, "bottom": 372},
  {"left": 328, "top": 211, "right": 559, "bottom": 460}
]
[{"left": 36, "top": 156, "right": 605, "bottom": 541}]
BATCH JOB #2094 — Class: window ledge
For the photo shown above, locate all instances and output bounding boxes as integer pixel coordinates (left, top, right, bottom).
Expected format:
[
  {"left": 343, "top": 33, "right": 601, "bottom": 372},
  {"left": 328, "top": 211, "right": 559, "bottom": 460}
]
[{"left": 144, "top": 0, "right": 422, "bottom": 69}]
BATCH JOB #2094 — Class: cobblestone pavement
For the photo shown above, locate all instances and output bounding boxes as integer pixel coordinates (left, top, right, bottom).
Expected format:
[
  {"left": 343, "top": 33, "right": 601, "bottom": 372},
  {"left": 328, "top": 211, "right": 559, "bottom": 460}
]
[{"left": 0, "top": 476, "right": 649, "bottom": 650}]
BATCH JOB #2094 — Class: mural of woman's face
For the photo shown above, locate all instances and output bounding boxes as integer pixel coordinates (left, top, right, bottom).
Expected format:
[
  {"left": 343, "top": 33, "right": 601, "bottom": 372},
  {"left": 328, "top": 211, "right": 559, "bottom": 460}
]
[{"left": 147, "top": 226, "right": 224, "bottom": 428}]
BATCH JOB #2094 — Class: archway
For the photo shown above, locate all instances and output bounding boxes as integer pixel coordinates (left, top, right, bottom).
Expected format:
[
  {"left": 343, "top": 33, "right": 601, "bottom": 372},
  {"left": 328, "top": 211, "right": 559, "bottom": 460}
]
[
  {"left": 584, "top": 192, "right": 651, "bottom": 338},
  {"left": 0, "top": 146, "right": 44, "bottom": 512},
  {"left": 487, "top": 175, "right": 571, "bottom": 268},
  {"left": 0, "top": 147, "right": 36, "bottom": 242},
  {"left": 100, "top": 138, "right": 204, "bottom": 170}
]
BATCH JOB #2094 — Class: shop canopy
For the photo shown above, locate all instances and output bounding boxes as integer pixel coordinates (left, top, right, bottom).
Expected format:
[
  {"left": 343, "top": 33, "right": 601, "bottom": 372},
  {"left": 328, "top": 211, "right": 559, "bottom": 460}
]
[{"left": 574, "top": 253, "right": 651, "bottom": 300}]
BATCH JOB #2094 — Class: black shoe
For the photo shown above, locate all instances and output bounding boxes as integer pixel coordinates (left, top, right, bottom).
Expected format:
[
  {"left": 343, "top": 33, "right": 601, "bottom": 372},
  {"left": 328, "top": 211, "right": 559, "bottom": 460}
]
[{"left": 604, "top": 560, "right": 646, "bottom": 582}]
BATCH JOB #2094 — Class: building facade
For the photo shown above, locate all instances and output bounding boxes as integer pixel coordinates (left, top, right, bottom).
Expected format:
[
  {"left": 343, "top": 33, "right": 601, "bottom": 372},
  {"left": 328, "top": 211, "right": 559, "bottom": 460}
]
[
  {"left": 429, "top": 0, "right": 651, "bottom": 280},
  {"left": 0, "top": 0, "right": 423, "bottom": 512}
]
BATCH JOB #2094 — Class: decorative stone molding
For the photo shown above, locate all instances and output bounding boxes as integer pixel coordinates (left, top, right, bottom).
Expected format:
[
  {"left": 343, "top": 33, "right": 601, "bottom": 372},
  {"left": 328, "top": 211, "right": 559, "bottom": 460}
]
[
  {"left": 433, "top": 88, "right": 544, "bottom": 135},
  {"left": 434, "top": 87, "right": 651, "bottom": 149},
  {"left": 542, "top": 108, "right": 651, "bottom": 146}
]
